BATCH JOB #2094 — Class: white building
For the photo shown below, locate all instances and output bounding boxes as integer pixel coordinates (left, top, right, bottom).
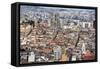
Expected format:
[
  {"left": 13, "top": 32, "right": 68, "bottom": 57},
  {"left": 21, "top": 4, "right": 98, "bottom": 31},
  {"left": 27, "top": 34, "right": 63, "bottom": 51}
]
[
  {"left": 81, "top": 22, "right": 93, "bottom": 28},
  {"left": 28, "top": 52, "right": 35, "bottom": 62},
  {"left": 53, "top": 46, "right": 62, "bottom": 60}
]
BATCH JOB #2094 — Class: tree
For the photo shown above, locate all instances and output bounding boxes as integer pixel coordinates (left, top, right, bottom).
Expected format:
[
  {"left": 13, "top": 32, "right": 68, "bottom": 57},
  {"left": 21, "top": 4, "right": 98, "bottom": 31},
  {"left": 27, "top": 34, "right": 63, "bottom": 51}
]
[{"left": 75, "top": 31, "right": 80, "bottom": 47}]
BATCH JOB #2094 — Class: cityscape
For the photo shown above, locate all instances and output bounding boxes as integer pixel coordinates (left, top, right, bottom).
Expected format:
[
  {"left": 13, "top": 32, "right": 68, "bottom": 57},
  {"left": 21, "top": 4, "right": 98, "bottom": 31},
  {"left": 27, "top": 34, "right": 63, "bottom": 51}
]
[{"left": 20, "top": 5, "right": 96, "bottom": 64}]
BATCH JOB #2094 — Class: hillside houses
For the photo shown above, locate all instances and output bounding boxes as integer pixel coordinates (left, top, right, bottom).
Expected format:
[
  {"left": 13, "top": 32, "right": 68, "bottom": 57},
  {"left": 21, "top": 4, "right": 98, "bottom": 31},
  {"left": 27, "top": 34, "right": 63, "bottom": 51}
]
[{"left": 20, "top": 6, "right": 96, "bottom": 64}]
